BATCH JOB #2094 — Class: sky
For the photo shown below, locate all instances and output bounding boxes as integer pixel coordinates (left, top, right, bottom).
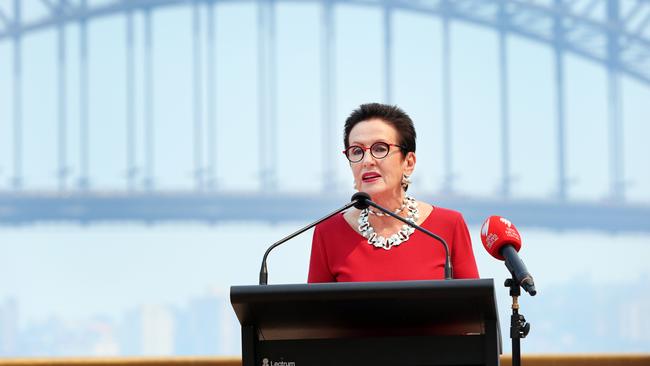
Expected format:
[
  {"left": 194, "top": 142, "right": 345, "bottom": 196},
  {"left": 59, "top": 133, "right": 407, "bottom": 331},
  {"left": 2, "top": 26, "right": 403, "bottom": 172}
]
[{"left": 0, "top": 0, "right": 649, "bottom": 355}]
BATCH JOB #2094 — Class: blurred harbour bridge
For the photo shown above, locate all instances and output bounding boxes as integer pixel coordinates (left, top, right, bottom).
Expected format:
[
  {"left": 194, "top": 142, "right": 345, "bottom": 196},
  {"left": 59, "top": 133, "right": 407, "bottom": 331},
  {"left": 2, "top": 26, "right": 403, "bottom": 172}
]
[{"left": 0, "top": 0, "right": 649, "bottom": 231}]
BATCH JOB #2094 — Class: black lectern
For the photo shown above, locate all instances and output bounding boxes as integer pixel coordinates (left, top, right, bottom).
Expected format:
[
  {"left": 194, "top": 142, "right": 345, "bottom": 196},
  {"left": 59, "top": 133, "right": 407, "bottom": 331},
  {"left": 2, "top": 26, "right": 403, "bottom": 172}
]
[{"left": 231, "top": 279, "right": 501, "bottom": 366}]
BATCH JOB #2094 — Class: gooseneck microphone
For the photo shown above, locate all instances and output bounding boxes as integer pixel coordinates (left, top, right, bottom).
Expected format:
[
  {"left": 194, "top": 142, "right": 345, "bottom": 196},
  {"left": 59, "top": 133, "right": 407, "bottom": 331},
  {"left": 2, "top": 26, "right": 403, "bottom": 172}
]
[
  {"left": 259, "top": 192, "right": 371, "bottom": 285},
  {"left": 355, "top": 194, "right": 453, "bottom": 280},
  {"left": 480, "top": 216, "right": 537, "bottom": 296}
]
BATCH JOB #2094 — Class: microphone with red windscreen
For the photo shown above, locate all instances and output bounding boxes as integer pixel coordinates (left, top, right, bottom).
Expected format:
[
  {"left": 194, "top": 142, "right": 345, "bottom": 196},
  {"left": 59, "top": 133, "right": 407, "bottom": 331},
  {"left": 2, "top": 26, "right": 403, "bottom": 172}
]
[{"left": 481, "top": 216, "right": 536, "bottom": 296}]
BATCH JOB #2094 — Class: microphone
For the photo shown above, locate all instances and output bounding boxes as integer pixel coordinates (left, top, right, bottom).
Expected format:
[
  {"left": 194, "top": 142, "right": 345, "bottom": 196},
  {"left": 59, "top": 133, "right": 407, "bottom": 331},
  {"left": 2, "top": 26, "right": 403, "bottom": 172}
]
[
  {"left": 259, "top": 192, "right": 370, "bottom": 285},
  {"left": 480, "top": 216, "right": 536, "bottom": 296},
  {"left": 355, "top": 194, "right": 453, "bottom": 280}
]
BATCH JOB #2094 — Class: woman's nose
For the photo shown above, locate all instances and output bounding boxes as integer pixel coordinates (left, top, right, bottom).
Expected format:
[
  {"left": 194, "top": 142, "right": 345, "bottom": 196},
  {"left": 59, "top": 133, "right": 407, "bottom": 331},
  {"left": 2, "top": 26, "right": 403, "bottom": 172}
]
[{"left": 360, "top": 150, "right": 376, "bottom": 165}]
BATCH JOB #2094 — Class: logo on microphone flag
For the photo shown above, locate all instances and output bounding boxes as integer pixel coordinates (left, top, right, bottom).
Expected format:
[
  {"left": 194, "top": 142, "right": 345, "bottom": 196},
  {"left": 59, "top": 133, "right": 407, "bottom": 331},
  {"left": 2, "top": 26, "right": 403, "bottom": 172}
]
[
  {"left": 481, "top": 217, "right": 497, "bottom": 249},
  {"left": 481, "top": 217, "right": 490, "bottom": 237},
  {"left": 485, "top": 233, "right": 498, "bottom": 249}
]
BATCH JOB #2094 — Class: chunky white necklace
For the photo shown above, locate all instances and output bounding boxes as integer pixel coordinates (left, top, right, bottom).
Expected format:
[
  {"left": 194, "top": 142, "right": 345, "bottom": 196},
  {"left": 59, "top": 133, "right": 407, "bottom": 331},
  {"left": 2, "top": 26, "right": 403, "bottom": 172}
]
[
  {"left": 368, "top": 202, "right": 406, "bottom": 216},
  {"left": 358, "top": 195, "right": 419, "bottom": 250}
]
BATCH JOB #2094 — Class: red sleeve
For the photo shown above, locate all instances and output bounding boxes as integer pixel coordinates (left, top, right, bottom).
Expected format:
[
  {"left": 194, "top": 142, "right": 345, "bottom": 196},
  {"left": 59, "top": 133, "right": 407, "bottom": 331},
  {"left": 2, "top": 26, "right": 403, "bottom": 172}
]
[
  {"left": 308, "top": 224, "right": 335, "bottom": 283},
  {"left": 450, "top": 213, "right": 480, "bottom": 279}
]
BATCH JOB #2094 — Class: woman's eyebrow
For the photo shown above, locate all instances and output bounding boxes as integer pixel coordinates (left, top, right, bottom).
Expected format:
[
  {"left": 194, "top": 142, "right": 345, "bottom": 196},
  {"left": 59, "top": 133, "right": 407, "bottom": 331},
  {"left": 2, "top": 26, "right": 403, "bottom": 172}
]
[{"left": 349, "top": 138, "right": 389, "bottom": 145}]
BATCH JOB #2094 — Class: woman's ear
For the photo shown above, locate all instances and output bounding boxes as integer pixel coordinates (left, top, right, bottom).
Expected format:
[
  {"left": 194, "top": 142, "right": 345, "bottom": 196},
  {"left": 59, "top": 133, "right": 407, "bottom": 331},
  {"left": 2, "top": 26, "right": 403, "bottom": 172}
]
[{"left": 404, "top": 152, "right": 416, "bottom": 175}]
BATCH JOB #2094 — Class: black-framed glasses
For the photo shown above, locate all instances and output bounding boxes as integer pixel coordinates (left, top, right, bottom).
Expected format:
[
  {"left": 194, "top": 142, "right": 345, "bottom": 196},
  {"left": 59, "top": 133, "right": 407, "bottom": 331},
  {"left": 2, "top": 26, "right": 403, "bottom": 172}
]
[{"left": 342, "top": 142, "right": 405, "bottom": 163}]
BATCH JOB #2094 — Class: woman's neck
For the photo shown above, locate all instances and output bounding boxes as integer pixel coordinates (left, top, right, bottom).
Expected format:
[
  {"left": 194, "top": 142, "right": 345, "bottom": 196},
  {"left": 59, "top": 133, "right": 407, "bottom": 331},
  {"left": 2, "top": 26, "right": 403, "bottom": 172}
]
[{"left": 370, "top": 189, "right": 405, "bottom": 212}]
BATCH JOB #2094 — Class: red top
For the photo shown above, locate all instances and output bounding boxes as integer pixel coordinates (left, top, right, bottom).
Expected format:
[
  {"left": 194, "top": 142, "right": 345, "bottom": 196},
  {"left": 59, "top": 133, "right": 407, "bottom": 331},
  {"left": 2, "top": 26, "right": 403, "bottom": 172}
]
[{"left": 308, "top": 206, "right": 479, "bottom": 283}]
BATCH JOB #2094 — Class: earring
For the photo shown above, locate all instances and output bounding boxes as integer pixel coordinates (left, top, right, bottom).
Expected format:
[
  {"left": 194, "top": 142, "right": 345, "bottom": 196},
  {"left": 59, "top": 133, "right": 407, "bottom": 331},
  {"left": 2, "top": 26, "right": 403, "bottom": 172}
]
[{"left": 401, "top": 174, "right": 411, "bottom": 190}]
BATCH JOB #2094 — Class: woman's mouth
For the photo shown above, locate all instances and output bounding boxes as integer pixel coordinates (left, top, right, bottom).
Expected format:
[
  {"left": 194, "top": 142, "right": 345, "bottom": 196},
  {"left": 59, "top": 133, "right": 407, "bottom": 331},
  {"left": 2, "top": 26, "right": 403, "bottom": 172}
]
[{"left": 362, "top": 172, "right": 381, "bottom": 183}]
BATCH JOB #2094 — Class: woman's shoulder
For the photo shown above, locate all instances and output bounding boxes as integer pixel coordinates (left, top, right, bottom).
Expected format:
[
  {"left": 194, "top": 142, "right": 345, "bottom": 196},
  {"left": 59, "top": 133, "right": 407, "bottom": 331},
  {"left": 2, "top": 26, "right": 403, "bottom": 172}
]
[
  {"left": 313, "top": 211, "right": 360, "bottom": 245},
  {"left": 419, "top": 202, "right": 465, "bottom": 226},
  {"left": 315, "top": 211, "right": 350, "bottom": 232}
]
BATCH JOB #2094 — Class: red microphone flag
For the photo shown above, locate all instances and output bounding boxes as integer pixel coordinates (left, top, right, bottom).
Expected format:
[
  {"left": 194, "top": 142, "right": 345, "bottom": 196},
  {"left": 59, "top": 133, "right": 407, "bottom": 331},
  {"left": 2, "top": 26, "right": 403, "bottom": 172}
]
[{"left": 480, "top": 215, "right": 522, "bottom": 260}]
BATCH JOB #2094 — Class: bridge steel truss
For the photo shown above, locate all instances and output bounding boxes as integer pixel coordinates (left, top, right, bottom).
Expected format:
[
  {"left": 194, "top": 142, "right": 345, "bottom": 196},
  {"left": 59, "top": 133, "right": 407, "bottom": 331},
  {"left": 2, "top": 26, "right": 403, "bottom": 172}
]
[{"left": 0, "top": 0, "right": 649, "bottom": 231}]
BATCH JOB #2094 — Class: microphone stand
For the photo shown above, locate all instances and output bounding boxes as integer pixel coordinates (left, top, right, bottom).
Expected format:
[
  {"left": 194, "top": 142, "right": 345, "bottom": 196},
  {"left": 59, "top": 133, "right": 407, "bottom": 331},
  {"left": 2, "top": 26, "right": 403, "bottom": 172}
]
[
  {"left": 504, "top": 277, "right": 531, "bottom": 366},
  {"left": 259, "top": 193, "right": 370, "bottom": 285}
]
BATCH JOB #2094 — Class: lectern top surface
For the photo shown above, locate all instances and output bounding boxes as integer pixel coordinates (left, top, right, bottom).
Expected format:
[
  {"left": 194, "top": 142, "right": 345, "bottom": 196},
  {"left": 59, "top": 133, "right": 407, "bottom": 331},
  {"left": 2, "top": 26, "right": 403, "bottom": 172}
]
[{"left": 231, "top": 279, "right": 500, "bottom": 341}]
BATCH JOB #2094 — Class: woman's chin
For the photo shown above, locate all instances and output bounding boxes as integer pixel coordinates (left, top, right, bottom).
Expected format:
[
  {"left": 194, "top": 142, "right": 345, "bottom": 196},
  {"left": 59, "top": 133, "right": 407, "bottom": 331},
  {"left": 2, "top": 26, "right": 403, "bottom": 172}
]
[{"left": 359, "top": 183, "right": 388, "bottom": 197}]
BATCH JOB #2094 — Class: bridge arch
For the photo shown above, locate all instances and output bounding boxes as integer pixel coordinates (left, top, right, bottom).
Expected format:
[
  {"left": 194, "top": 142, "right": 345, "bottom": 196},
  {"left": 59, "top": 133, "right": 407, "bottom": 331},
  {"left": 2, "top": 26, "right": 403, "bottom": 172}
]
[{"left": 0, "top": 0, "right": 648, "bottom": 230}]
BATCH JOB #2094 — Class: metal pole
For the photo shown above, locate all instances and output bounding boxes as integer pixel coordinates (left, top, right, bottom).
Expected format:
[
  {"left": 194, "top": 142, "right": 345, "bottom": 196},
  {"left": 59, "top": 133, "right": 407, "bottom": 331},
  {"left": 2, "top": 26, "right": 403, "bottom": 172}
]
[
  {"left": 257, "top": 0, "right": 268, "bottom": 190},
  {"left": 206, "top": 0, "right": 217, "bottom": 190},
  {"left": 607, "top": 70, "right": 623, "bottom": 200},
  {"left": 268, "top": 0, "right": 277, "bottom": 191},
  {"left": 498, "top": 0, "right": 511, "bottom": 198},
  {"left": 383, "top": 2, "right": 392, "bottom": 104},
  {"left": 257, "top": 0, "right": 277, "bottom": 191},
  {"left": 321, "top": 0, "right": 336, "bottom": 192},
  {"left": 57, "top": 16, "right": 68, "bottom": 191},
  {"left": 441, "top": 14, "right": 453, "bottom": 194},
  {"left": 126, "top": 10, "right": 136, "bottom": 191},
  {"left": 511, "top": 306, "right": 522, "bottom": 366},
  {"left": 144, "top": 7, "right": 154, "bottom": 191},
  {"left": 11, "top": 0, "right": 22, "bottom": 189},
  {"left": 607, "top": 0, "right": 624, "bottom": 201},
  {"left": 554, "top": 0, "right": 567, "bottom": 201},
  {"left": 505, "top": 277, "right": 530, "bottom": 366},
  {"left": 79, "top": 0, "right": 89, "bottom": 190},
  {"left": 192, "top": 0, "right": 204, "bottom": 191}
]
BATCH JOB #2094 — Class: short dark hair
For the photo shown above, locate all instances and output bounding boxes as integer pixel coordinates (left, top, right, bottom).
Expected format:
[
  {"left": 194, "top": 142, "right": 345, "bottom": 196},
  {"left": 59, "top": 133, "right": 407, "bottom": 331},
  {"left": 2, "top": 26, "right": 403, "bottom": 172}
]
[{"left": 343, "top": 103, "right": 416, "bottom": 157}]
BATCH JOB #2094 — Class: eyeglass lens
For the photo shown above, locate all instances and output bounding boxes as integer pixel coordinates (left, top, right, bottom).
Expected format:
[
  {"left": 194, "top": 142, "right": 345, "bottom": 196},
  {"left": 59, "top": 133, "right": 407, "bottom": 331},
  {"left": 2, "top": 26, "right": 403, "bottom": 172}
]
[{"left": 346, "top": 142, "right": 391, "bottom": 162}]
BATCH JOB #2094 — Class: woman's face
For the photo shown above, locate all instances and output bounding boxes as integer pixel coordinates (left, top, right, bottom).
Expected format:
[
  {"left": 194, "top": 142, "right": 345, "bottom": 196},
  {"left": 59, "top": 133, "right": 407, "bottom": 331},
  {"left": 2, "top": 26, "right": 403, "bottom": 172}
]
[{"left": 347, "top": 118, "right": 415, "bottom": 199}]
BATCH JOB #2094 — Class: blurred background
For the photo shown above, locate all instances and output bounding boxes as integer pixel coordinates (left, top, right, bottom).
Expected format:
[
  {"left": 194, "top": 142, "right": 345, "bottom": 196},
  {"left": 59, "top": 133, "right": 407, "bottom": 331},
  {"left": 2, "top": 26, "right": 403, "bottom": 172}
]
[{"left": 1, "top": 0, "right": 649, "bottom": 357}]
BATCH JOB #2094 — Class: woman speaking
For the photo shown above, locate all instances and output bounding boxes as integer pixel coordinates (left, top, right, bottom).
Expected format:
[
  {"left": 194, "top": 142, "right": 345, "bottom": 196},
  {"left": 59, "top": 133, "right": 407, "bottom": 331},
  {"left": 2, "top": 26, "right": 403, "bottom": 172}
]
[{"left": 308, "top": 103, "right": 479, "bottom": 282}]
